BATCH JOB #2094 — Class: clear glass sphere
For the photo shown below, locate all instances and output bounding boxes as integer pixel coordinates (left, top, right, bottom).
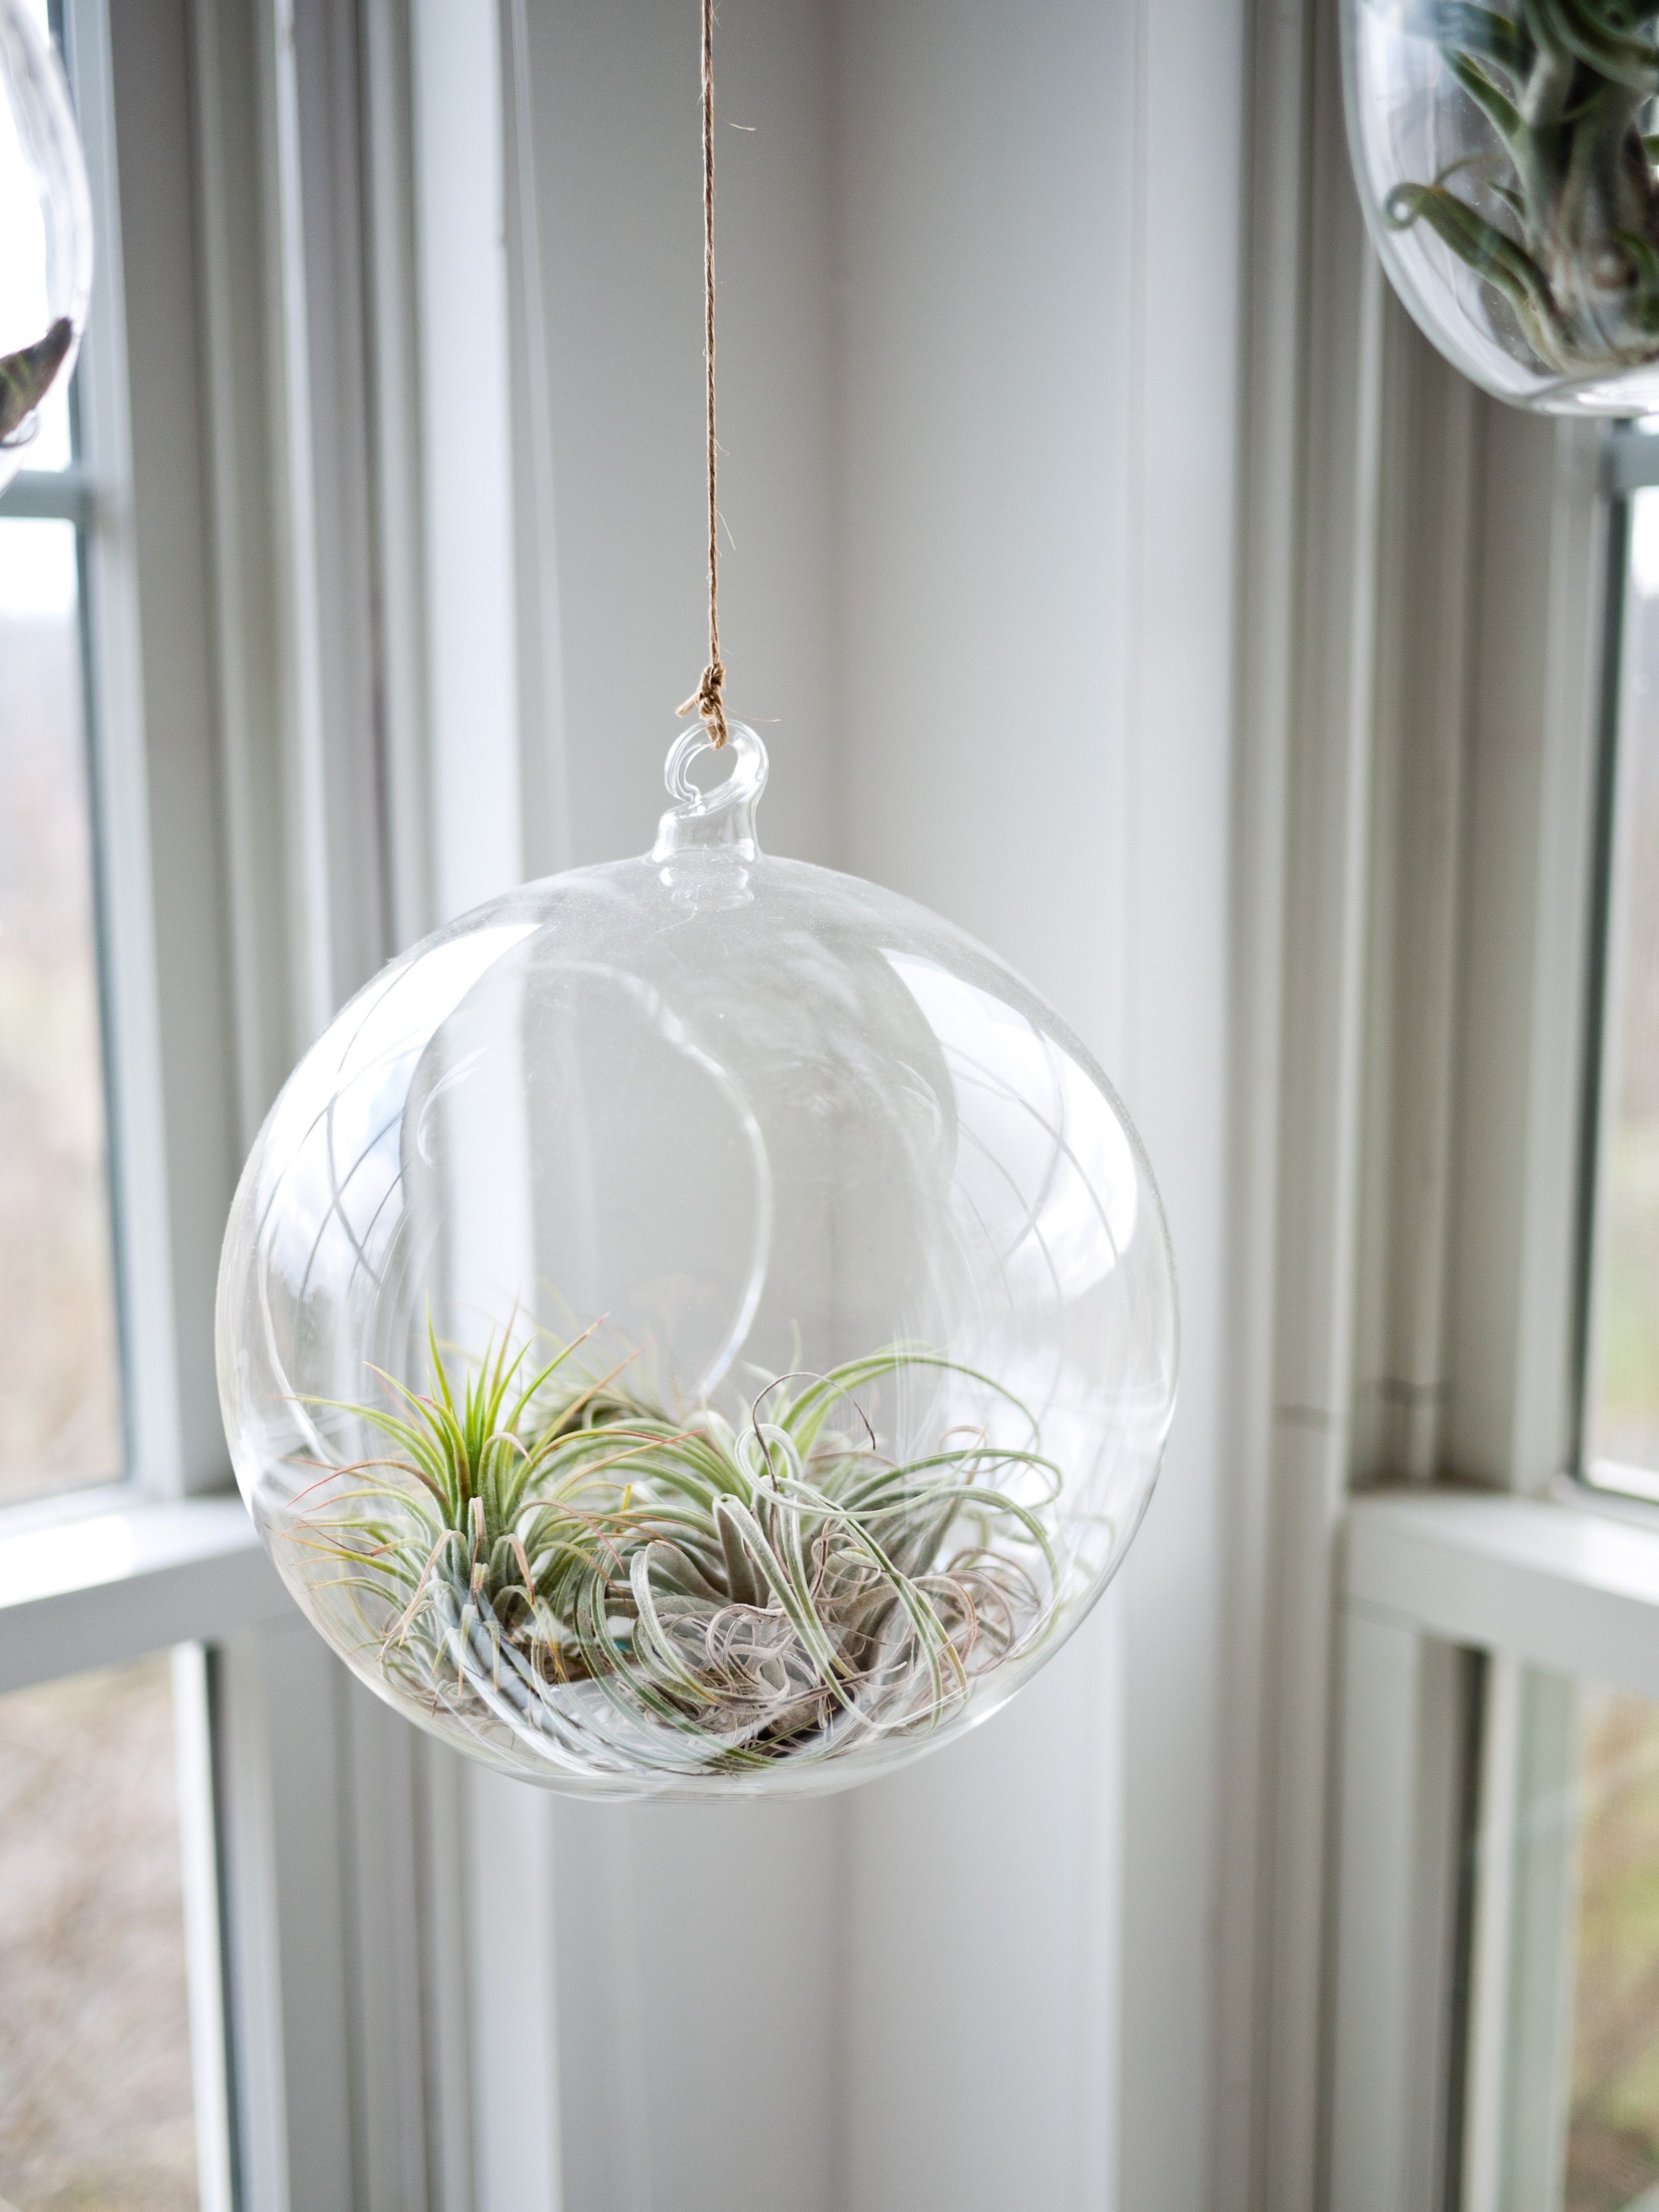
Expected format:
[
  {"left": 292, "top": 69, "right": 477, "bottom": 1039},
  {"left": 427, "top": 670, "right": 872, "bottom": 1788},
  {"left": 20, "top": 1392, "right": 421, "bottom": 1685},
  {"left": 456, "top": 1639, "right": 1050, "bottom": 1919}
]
[
  {"left": 1344, "top": 1, "right": 1659, "bottom": 414},
  {"left": 0, "top": 0, "right": 92, "bottom": 488},
  {"left": 217, "top": 726, "right": 1178, "bottom": 1799}
]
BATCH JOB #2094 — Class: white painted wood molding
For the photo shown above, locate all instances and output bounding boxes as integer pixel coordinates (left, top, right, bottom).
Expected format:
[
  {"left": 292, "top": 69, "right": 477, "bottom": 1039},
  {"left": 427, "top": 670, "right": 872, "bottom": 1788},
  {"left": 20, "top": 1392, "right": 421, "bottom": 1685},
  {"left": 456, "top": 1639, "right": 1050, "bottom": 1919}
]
[
  {"left": 0, "top": 1491, "right": 291, "bottom": 1694},
  {"left": 1347, "top": 1487, "right": 1659, "bottom": 1702}
]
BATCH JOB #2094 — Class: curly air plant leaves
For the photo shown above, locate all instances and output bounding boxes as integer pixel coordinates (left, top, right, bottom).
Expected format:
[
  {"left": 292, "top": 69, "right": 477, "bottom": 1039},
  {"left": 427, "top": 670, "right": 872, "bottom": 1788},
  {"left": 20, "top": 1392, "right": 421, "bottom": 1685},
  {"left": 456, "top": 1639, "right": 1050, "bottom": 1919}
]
[
  {"left": 1384, "top": 0, "right": 1659, "bottom": 378},
  {"left": 291, "top": 1328, "right": 1065, "bottom": 1781},
  {"left": 0, "top": 316, "right": 72, "bottom": 446}
]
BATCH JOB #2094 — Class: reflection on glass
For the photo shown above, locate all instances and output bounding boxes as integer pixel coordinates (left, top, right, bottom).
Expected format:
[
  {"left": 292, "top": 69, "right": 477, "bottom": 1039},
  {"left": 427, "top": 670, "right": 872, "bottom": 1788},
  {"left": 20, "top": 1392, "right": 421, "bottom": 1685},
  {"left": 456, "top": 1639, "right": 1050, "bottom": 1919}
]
[
  {"left": 0, "top": 0, "right": 77, "bottom": 473},
  {"left": 27, "top": 0, "right": 76, "bottom": 473},
  {"left": 1565, "top": 1688, "right": 1659, "bottom": 2212},
  {"left": 1589, "top": 490, "right": 1659, "bottom": 1491},
  {"left": 0, "top": 1655, "right": 199, "bottom": 2209},
  {"left": 0, "top": 516, "right": 122, "bottom": 1501}
]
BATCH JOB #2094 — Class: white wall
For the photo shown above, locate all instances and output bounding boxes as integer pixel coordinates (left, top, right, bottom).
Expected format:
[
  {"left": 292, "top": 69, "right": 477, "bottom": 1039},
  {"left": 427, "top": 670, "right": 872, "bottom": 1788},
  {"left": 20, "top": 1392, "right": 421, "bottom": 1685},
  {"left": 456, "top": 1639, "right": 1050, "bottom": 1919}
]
[
  {"left": 500, "top": 13, "right": 849, "bottom": 2210},
  {"left": 833, "top": 5, "right": 1135, "bottom": 2206},
  {"left": 833, "top": 7, "right": 1239, "bottom": 2207},
  {"left": 421, "top": 3, "right": 1244, "bottom": 2205},
  {"left": 1118, "top": 5, "right": 1239, "bottom": 2207},
  {"left": 513, "top": 0, "right": 841, "bottom": 877}
]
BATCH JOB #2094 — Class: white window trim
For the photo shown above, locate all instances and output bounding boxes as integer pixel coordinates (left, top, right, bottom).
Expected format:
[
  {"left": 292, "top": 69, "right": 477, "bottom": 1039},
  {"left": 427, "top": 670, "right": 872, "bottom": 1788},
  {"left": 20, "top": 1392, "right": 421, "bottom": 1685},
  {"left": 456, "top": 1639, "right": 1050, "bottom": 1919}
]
[
  {"left": 0, "top": 1491, "right": 285, "bottom": 1695},
  {"left": 1346, "top": 1489, "right": 1659, "bottom": 1699}
]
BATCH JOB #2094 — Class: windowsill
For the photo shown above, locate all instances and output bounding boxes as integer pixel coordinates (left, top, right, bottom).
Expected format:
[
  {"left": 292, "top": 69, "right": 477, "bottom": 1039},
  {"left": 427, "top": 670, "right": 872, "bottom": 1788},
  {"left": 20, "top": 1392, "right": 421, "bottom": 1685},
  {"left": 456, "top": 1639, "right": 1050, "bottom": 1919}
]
[
  {"left": 0, "top": 464, "right": 98, "bottom": 525},
  {"left": 1579, "top": 1457, "right": 1659, "bottom": 1510},
  {"left": 1346, "top": 1483, "right": 1659, "bottom": 1700},
  {"left": 0, "top": 1487, "right": 293, "bottom": 1696}
]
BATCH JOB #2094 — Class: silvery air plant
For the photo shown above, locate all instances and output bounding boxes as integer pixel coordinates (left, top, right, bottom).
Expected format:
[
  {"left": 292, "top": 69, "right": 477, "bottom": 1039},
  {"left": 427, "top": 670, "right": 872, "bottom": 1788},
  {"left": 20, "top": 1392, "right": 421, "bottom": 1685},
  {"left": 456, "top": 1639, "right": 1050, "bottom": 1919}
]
[{"left": 301, "top": 1324, "right": 1061, "bottom": 1779}]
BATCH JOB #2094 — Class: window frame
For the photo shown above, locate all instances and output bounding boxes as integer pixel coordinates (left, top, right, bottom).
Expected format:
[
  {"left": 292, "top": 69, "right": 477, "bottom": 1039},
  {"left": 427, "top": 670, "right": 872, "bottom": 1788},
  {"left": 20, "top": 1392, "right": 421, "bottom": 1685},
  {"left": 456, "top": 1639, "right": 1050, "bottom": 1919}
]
[
  {"left": 1570, "top": 434, "right": 1659, "bottom": 1507},
  {"left": 0, "top": 0, "right": 295, "bottom": 1646},
  {"left": 0, "top": 3, "right": 459, "bottom": 2205},
  {"left": 1318, "top": 365, "right": 1659, "bottom": 2212},
  {"left": 1225, "top": 5, "right": 1659, "bottom": 2210}
]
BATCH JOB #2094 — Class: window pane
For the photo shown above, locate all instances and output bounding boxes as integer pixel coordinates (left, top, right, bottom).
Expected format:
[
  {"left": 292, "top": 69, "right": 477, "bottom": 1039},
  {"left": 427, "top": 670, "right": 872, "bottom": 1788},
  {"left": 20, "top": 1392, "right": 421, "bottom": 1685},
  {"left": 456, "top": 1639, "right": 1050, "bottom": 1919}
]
[
  {"left": 1465, "top": 1670, "right": 1659, "bottom": 2211},
  {"left": 1567, "top": 1687, "right": 1659, "bottom": 2211},
  {"left": 0, "top": 1654, "right": 200, "bottom": 2209},
  {"left": 0, "top": 517, "right": 122, "bottom": 1501},
  {"left": 1588, "top": 488, "right": 1659, "bottom": 1493}
]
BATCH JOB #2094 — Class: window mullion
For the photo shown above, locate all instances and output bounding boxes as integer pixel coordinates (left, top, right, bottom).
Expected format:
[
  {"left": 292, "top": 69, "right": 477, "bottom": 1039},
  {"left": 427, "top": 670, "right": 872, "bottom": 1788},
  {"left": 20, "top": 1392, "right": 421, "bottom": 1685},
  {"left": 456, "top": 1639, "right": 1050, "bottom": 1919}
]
[
  {"left": 212, "top": 1621, "right": 358, "bottom": 2212},
  {"left": 174, "top": 1640, "right": 238, "bottom": 2212},
  {"left": 1329, "top": 1608, "right": 1469, "bottom": 2212}
]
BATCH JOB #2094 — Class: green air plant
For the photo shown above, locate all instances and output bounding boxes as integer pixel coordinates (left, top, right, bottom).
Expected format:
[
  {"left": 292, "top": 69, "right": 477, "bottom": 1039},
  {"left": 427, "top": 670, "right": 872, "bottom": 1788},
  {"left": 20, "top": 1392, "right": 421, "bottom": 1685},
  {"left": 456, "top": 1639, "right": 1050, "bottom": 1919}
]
[
  {"left": 288, "top": 1327, "right": 1064, "bottom": 1781},
  {"left": 1383, "top": 1, "right": 1659, "bottom": 379},
  {"left": 0, "top": 316, "right": 72, "bottom": 447}
]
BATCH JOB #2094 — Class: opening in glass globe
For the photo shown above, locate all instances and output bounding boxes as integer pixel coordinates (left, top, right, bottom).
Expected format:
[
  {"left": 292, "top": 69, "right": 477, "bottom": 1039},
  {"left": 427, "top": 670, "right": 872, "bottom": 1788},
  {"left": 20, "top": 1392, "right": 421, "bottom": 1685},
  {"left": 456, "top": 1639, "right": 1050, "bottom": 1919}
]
[
  {"left": 217, "top": 725, "right": 1178, "bottom": 1799},
  {"left": 0, "top": 0, "right": 92, "bottom": 488},
  {"left": 1344, "top": 0, "right": 1659, "bottom": 415}
]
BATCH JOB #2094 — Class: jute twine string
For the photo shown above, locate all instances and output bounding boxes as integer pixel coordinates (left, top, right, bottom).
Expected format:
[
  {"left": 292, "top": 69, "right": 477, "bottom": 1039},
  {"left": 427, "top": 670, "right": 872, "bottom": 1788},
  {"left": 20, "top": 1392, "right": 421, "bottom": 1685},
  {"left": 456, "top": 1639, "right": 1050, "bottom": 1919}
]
[{"left": 676, "top": 0, "right": 729, "bottom": 749}]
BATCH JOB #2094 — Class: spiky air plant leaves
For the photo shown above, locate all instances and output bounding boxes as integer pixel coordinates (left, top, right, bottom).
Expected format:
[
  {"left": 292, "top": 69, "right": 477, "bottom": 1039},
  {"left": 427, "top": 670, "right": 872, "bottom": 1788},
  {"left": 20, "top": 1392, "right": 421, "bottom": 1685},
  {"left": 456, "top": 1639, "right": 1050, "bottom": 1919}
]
[
  {"left": 0, "top": 315, "right": 72, "bottom": 446},
  {"left": 289, "top": 1329, "right": 1065, "bottom": 1782},
  {"left": 1384, "top": 1, "right": 1659, "bottom": 378}
]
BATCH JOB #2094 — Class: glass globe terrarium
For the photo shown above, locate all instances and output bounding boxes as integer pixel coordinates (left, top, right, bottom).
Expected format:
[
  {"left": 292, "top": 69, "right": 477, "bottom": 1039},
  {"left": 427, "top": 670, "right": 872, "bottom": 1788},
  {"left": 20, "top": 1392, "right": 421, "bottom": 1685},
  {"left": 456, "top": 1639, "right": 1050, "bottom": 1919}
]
[
  {"left": 0, "top": 0, "right": 92, "bottom": 487},
  {"left": 217, "top": 725, "right": 1178, "bottom": 1799},
  {"left": 1344, "top": 0, "right": 1659, "bottom": 414}
]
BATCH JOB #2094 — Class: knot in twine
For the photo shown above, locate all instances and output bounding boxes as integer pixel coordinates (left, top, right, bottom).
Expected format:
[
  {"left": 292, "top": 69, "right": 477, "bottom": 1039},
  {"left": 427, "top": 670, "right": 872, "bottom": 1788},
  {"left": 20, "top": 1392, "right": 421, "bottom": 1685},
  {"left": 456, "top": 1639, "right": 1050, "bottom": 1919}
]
[{"left": 678, "top": 660, "right": 729, "bottom": 750}]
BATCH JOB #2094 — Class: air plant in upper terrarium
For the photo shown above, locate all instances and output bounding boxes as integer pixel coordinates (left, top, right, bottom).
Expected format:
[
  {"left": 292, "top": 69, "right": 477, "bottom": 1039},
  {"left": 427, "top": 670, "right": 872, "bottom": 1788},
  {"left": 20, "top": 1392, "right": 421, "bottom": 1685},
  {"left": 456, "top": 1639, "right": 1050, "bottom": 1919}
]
[{"left": 1343, "top": 0, "right": 1659, "bottom": 412}]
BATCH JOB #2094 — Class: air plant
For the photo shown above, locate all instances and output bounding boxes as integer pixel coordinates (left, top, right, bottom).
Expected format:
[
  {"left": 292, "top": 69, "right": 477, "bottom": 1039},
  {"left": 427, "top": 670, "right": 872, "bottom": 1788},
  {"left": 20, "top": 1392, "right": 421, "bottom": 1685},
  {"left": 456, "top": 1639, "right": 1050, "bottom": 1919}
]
[
  {"left": 1382, "top": 1, "right": 1659, "bottom": 380},
  {"left": 287, "top": 1327, "right": 1063, "bottom": 1782},
  {"left": 0, "top": 315, "right": 71, "bottom": 447}
]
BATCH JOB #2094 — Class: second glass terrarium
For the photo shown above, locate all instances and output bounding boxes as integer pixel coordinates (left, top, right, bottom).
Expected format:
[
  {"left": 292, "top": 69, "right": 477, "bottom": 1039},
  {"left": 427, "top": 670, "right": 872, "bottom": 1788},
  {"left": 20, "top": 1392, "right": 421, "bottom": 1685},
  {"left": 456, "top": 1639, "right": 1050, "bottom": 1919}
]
[
  {"left": 217, "top": 724, "right": 1179, "bottom": 1799},
  {"left": 1344, "top": 0, "right": 1659, "bottom": 414},
  {"left": 0, "top": 0, "right": 92, "bottom": 485}
]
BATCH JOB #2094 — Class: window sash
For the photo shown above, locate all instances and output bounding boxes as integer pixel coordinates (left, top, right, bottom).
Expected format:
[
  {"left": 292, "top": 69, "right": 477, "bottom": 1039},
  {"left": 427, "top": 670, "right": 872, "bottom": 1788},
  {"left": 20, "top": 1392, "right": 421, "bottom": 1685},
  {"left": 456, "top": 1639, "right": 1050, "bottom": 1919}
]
[{"left": 1333, "top": 1487, "right": 1659, "bottom": 2212}]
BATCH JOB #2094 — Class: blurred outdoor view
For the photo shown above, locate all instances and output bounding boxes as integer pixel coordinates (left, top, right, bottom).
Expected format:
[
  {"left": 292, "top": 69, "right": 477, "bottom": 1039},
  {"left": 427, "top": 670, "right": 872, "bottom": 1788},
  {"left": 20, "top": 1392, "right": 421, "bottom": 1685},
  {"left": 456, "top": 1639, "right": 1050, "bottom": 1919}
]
[
  {"left": 1591, "top": 484, "right": 1659, "bottom": 1482},
  {"left": 0, "top": 1656, "right": 198, "bottom": 2210},
  {"left": 1565, "top": 1687, "right": 1659, "bottom": 2211},
  {"left": 0, "top": 514, "right": 123, "bottom": 1501},
  {"left": 1555, "top": 486, "right": 1659, "bottom": 2211}
]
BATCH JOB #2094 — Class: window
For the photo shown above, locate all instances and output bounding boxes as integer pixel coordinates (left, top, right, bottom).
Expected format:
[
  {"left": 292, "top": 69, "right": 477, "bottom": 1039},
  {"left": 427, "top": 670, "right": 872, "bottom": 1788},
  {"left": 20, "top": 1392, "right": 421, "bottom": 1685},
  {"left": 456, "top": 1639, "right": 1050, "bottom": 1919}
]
[
  {"left": 1586, "top": 484, "right": 1659, "bottom": 1501},
  {"left": 1324, "top": 408, "right": 1659, "bottom": 2212},
  {"left": 1463, "top": 1668, "right": 1659, "bottom": 2212},
  {"left": 0, "top": 0, "right": 121, "bottom": 1511},
  {"left": 0, "top": 509, "right": 123, "bottom": 1505},
  {"left": 0, "top": 7, "right": 228, "bottom": 2204},
  {"left": 0, "top": 1655, "right": 200, "bottom": 2209},
  {"left": 1559, "top": 1682, "right": 1659, "bottom": 2209}
]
